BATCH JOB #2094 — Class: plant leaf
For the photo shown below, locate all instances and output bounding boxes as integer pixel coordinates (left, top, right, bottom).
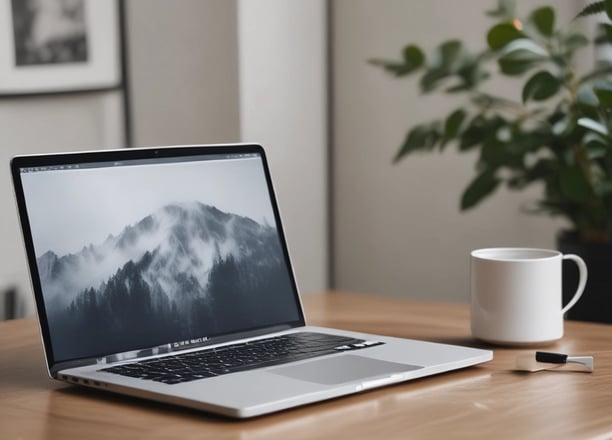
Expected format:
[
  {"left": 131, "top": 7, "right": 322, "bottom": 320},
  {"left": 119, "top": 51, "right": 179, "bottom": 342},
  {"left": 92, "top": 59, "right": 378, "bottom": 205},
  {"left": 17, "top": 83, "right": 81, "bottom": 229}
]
[
  {"left": 524, "top": 159, "right": 556, "bottom": 184},
  {"left": 559, "top": 165, "right": 592, "bottom": 202},
  {"left": 459, "top": 116, "right": 486, "bottom": 150},
  {"left": 501, "top": 38, "right": 549, "bottom": 56},
  {"left": 594, "top": 85, "right": 612, "bottom": 107},
  {"left": 487, "top": 22, "right": 525, "bottom": 50},
  {"left": 419, "top": 68, "right": 449, "bottom": 92},
  {"left": 522, "top": 71, "right": 561, "bottom": 103},
  {"left": 393, "top": 123, "right": 442, "bottom": 163},
  {"left": 531, "top": 6, "right": 555, "bottom": 37},
  {"left": 574, "top": 1, "right": 605, "bottom": 19},
  {"left": 606, "top": 0, "right": 612, "bottom": 20},
  {"left": 563, "top": 33, "right": 589, "bottom": 51},
  {"left": 444, "top": 109, "right": 467, "bottom": 141},
  {"left": 402, "top": 45, "right": 425, "bottom": 69},
  {"left": 595, "top": 23, "right": 612, "bottom": 44},
  {"left": 577, "top": 117, "right": 609, "bottom": 135},
  {"left": 368, "top": 58, "right": 421, "bottom": 77},
  {"left": 583, "top": 132, "right": 609, "bottom": 158},
  {"left": 437, "top": 40, "right": 463, "bottom": 70},
  {"left": 453, "top": 58, "right": 490, "bottom": 90},
  {"left": 552, "top": 114, "right": 575, "bottom": 136},
  {"left": 461, "top": 170, "right": 501, "bottom": 210},
  {"left": 497, "top": 40, "right": 549, "bottom": 76},
  {"left": 368, "top": 45, "right": 425, "bottom": 77},
  {"left": 481, "top": 137, "right": 509, "bottom": 167},
  {"left": 498, "top": 53, "right": 542, "bottom": 75},
  {"left": 577, "top": 87, "right": 600, "bottom": 107}
]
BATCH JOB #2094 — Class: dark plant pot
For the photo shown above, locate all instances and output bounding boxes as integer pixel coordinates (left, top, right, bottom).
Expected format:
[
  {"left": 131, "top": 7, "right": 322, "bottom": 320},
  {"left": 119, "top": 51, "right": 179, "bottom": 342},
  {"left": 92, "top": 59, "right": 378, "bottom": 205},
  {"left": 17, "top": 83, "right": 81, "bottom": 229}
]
[{"left": 557, "top": 231, "right": 612, "bottom": 323}]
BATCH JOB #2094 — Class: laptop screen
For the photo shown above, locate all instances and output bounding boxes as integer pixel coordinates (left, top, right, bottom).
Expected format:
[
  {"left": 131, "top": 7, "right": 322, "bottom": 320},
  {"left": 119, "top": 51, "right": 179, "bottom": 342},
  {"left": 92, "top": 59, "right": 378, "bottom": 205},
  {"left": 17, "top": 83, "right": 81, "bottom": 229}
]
[{"left": 13, "top": 145, "right": 303, "bottom": 365}]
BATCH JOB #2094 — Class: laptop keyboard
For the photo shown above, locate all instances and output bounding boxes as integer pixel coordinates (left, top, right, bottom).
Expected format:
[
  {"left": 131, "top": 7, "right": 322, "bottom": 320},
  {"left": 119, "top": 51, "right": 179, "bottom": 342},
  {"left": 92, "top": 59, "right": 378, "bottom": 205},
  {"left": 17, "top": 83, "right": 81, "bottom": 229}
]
[{"left": 100, "top": 332, "right": 384, "bottom": 385}]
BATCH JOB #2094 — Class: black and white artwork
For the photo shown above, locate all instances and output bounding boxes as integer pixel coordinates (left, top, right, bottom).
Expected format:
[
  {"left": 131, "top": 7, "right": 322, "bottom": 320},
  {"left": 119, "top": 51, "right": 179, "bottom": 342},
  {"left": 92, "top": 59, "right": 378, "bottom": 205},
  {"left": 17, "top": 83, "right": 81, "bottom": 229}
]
[
  {"left": 21, "top": 156, "right": 299, "bottom": 361},
  {"left": 11, "top": 0, "right": 88, "bottom": 66},
  {"left": 0, "top": 0, "right": 120, "bottom": 94}
]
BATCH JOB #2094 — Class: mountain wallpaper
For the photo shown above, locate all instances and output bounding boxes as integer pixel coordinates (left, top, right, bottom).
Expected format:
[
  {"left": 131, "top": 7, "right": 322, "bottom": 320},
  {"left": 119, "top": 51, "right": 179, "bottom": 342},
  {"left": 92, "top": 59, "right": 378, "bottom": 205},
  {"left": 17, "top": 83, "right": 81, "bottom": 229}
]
[{"left": 38, "top": 201, "right": 298, "bottom": 361}]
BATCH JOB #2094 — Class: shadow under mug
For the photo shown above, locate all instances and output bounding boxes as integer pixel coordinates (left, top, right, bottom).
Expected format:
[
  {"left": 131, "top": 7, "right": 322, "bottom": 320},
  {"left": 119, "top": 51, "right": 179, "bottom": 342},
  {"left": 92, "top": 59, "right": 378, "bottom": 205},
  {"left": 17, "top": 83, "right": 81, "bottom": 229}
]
[{"left": 470, "top": 248, "right": 587, "bottom": 346}]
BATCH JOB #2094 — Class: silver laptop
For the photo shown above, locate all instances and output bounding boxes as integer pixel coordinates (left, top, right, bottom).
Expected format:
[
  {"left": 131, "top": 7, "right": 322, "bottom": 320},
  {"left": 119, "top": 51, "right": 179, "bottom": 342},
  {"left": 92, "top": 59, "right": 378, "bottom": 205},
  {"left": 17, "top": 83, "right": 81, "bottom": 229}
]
[{"left": 11, "top": 143, "right": 492, "bottom": 418}]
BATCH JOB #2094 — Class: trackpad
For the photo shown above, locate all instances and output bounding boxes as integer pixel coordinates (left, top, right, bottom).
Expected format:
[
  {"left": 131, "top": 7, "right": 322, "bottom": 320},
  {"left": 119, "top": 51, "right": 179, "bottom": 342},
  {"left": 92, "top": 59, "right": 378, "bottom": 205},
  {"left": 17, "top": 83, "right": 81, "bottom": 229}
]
[{"left": 269, "top": 354, "right": 421, "bottom": 385}]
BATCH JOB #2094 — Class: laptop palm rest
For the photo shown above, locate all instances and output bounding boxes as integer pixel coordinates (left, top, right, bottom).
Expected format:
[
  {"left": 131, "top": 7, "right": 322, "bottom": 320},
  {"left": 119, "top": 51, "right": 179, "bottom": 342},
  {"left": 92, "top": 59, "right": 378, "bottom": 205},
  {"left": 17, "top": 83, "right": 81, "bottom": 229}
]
[{"left": 269, "top": 354, "right": 422, "bottom": 385}]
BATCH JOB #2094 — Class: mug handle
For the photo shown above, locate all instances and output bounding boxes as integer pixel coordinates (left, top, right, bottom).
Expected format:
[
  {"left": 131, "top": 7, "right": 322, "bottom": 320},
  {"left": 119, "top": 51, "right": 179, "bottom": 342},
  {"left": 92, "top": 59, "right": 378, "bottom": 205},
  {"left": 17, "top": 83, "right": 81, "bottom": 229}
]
[{"left": 561, "top": 254, "right": 588, "bottom": 315}]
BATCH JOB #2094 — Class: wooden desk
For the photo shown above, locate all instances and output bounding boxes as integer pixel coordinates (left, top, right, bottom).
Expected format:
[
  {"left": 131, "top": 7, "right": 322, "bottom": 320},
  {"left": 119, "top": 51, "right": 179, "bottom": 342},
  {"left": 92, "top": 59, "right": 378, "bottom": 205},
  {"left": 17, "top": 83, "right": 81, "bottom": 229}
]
[{"left": 1, "top": 291, "right": 611, "bottom": 439}]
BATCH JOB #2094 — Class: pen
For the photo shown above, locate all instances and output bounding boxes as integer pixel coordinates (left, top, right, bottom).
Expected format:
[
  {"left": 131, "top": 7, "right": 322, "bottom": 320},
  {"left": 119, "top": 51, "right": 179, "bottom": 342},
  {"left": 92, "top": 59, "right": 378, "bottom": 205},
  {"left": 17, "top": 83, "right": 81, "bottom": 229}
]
[{"left": 535, "top": 352, "right": 594, "bottom": 371}]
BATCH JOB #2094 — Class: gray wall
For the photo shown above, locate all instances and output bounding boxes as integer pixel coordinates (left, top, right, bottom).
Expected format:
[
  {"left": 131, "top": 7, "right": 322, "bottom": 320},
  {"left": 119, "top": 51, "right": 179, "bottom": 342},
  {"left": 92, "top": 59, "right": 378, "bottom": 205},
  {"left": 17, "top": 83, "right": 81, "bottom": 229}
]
[
  {"left": 126, "top": 0, "right": 240, "bottom": 146},
  {"left": 331, "top": 0, "right": 579, "bottom": 302}
]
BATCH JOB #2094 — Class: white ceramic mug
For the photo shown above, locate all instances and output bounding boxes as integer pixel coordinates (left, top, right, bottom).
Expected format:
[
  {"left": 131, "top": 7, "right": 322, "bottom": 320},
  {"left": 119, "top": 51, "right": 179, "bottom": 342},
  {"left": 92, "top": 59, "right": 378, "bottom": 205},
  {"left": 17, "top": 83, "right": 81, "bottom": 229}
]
[{"left": 470, "top": 248, "right": 587, "bottom": 345}]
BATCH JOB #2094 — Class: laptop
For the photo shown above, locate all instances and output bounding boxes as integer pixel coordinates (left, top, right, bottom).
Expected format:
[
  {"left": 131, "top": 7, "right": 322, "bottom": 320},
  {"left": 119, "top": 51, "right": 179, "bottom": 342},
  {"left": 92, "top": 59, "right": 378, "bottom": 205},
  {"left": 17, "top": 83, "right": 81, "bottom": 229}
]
[{"left": 10, "top": 143, "right": 492, "bottom": 418}]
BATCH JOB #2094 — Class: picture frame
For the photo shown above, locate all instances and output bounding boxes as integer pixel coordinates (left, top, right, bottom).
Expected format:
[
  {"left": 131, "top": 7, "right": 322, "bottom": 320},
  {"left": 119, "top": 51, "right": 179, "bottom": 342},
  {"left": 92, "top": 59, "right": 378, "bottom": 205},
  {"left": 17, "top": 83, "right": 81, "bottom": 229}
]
[{"left": 0, "top": 0, "right": 121, "bottom": 96}]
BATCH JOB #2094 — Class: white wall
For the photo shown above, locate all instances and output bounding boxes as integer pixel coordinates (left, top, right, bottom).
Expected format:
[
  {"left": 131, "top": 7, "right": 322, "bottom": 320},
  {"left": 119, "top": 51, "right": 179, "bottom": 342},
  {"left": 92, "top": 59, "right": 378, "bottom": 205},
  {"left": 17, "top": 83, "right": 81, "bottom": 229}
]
[
  {"left": 238, "top": 0, "right": 328, "bottom": 293},
  {"left": 332, "top": 0, "right": 579, "bottom": 302}
]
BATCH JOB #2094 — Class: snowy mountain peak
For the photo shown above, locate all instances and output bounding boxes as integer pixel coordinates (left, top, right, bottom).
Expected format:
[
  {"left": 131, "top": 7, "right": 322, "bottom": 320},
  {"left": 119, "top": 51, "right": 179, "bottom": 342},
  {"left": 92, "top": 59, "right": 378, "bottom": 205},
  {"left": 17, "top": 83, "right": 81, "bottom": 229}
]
[{"left": 37, "top": 202, "right": 278, "bottom": 312}]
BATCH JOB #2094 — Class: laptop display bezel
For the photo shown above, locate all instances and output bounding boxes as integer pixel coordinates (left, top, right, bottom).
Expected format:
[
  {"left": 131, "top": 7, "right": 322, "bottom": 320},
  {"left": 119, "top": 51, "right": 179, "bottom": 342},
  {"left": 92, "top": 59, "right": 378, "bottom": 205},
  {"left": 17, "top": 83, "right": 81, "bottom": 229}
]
[{"left": 10, "top": 143, "right": 306, "bottom": 376}]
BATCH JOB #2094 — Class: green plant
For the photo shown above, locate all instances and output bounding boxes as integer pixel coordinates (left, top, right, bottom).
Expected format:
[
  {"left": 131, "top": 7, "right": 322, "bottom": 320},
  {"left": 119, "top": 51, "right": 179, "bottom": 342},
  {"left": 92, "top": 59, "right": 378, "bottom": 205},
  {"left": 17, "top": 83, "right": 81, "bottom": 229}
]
[{"left": 370, "top": 0, "right": 612, "bottom": 242}]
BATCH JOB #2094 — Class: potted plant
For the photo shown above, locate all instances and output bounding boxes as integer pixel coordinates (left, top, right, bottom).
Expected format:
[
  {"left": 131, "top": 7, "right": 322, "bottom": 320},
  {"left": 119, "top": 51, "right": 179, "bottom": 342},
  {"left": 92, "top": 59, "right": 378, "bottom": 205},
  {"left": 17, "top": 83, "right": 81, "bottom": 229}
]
[{"left": 369, "top": 0, "right": 612, "bottom": 322}]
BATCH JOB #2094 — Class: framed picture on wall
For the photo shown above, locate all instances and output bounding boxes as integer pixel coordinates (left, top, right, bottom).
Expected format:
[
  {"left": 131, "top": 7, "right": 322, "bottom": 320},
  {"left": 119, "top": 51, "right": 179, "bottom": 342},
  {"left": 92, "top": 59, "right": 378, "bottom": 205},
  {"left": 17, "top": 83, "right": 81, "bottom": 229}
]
[{"left": 0, "top": 0, "right": 121, "bottom": 95}]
